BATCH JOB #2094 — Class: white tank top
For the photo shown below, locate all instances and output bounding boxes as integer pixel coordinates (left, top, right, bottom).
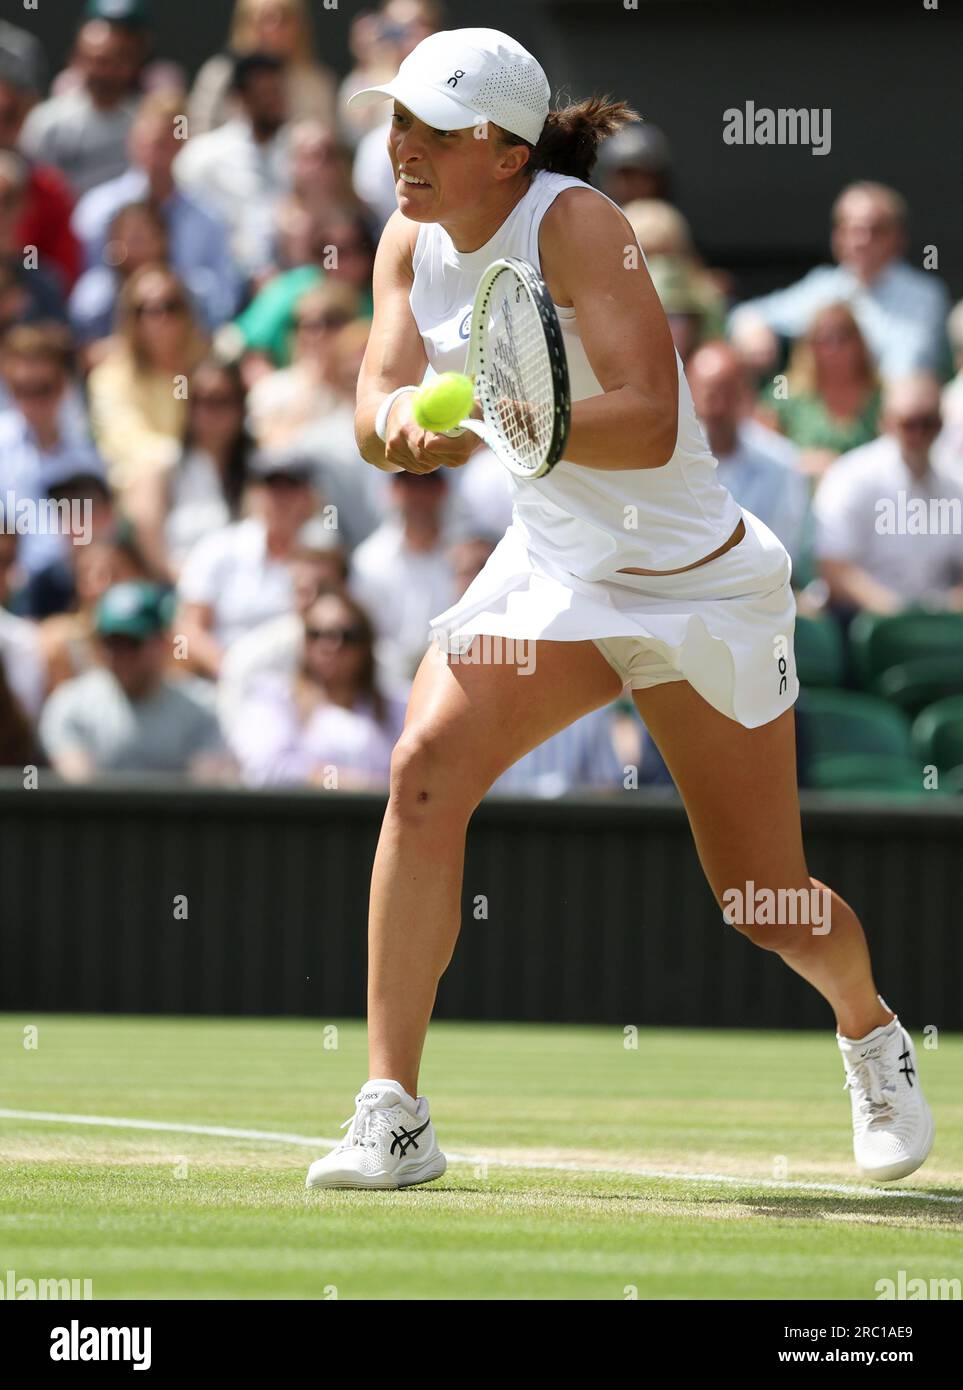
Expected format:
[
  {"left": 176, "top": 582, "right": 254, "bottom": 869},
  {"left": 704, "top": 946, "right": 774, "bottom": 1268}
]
[{"left": 409, "top": 169, "right": 743, "bottom": 580}]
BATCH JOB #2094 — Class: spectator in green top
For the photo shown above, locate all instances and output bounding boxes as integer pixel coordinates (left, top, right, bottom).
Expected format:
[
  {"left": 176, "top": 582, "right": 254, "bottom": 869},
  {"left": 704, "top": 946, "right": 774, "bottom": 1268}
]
[
  {"left": 225, "top": 209, "right": 375, "bottom": 378},
  {"left": 756, "top": 302, "right": 881, "bottom": 481}
]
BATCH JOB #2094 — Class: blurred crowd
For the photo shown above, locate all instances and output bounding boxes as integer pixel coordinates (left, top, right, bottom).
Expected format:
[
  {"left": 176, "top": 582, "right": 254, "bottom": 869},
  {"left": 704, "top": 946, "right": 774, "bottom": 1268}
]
[{"left": 1, "top": 0, "right": 962, "bottom": 794}]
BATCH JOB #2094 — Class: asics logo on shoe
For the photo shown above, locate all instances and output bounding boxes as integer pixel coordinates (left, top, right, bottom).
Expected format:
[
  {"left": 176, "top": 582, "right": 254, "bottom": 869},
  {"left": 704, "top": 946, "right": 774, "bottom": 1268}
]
[
  {"left": 389, "top": 1118, "right": 430, "bottom": 1157},
  {"left": 359, "top": 1091, "right": 389, "bottom": 1103},
  {"left": 899, "top": 1049, "right": 916, "bottom": 1085}
]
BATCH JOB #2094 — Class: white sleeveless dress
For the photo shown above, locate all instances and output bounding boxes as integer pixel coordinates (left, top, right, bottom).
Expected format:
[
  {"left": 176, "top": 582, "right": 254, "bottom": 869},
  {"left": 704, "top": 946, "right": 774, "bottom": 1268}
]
[{"left": 410, "top": 170, "right": 798, "bottom": 728}]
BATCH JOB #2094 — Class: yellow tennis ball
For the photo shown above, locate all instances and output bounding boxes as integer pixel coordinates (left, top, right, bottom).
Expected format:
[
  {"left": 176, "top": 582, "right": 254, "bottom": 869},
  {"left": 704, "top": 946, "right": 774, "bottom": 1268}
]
[{"left": 412, "top": 372, "right": 475, "bottom": 432}]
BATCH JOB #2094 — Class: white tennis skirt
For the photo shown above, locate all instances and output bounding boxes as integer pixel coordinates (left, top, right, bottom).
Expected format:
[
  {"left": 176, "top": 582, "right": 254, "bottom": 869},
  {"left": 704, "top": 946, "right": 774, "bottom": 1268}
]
[{"left": 428, "top": 507, "right": 799, "bottom": 729}]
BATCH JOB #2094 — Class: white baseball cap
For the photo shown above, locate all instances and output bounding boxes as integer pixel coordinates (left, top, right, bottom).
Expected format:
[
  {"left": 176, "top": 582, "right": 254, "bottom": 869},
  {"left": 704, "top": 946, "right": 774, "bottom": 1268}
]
[{"left": 346, "top": 27, "right": 550, "bottom": 147}]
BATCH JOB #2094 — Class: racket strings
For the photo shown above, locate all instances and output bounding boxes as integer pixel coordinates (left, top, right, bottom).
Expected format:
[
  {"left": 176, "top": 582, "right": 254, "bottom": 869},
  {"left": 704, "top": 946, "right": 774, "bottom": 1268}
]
[{"left": 482, "top": 272, "right": 556, "bottom": 471}]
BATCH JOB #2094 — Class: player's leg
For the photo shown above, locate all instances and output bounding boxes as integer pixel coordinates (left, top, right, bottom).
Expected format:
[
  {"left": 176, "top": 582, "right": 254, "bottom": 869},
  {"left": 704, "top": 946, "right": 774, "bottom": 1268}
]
[
  {"left": 632, "top": 679, "right": 934, "bottom": 1180},
  {"left": 306, "top": 636, "right": 623, "bottom": 1189},
  {"left": 632, "top": 684, "right": 882, "bottom": 1034},
  {"left": 368, "top": 637, "right": 623, "bottom": 1094}
]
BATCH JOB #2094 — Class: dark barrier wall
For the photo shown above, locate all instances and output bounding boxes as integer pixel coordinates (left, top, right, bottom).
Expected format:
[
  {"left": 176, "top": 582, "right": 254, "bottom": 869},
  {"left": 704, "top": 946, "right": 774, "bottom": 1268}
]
[
  {"left": 25, "top": 2, "right": 963, "bottom": 298},
  {"left": 2, "top": 780, "right": 961, "bottom": 1029}
]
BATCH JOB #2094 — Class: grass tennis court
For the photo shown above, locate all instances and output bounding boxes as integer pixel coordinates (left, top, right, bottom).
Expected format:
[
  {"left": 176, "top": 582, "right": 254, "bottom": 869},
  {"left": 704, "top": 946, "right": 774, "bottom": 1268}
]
[{"left": 1, "top": 1015, "right": 961, "bottom": 1300}]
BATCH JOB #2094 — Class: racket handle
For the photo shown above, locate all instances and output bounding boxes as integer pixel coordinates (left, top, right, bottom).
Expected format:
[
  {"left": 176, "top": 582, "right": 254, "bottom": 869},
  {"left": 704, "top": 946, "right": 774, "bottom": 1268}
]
[{"left": 439, "top": 424, "right": 467, "bottom": 438}]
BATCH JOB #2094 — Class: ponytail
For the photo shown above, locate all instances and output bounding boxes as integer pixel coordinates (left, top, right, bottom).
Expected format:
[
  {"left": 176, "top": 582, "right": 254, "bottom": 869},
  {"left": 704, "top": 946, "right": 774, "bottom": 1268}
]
[{"left": 495, "top": 95, "right": 642, "bottom": 183}]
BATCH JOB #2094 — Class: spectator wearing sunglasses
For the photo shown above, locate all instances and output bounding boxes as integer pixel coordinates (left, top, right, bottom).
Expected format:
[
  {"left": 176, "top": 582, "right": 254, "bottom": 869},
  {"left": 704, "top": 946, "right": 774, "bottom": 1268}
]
[
  {"left": 229, "top": 211, "right": 374, "bottom": 371},
  {"left": 124, "top": 359, "right": 255, "bottom": 581},
  {"left": 227, "top": 586, "right": 403, "bottom": 788},
  {"left": 39, "top": 580, "right": 226, "bottom": 782},
  {"left": 347, "top": 2, "right": 444, "bottom": 231},
  {"left": 217, "top": 512, "right": 349, "bottom": 732},
  {"left": 338, "top": 2, "right": 441, "bottom": 150},
  {"left": 272, "top": 120, "right": 369, "bottom": 269},
  {"left": 68, "top": 200, "right": 171, "bottom": 353},
  {"left": 71, "top": 92, "right": 243, "bottom": 333},
  {"left": 246, "top": 281, "right": 358, "bottom": 450},
  {"left": 813, "top": 374, "right": 963, "bottom": 617},
  {"left": 86, "top": 264, "right": 209, "bottom": 494}
]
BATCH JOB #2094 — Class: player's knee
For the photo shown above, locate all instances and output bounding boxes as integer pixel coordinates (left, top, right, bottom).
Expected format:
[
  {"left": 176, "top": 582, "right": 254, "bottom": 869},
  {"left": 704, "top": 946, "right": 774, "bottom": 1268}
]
[{"left": 388, "top": 727, "right": 480, "bottom": 822}]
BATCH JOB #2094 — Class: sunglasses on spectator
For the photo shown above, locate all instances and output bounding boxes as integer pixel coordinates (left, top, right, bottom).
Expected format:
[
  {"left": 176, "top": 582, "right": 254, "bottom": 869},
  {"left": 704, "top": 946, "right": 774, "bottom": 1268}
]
[
  {"left": 100, "top": 633, "right": 146, "bottom": 653},
  {"left": 305, "top": 624, "right": 366, "bottom": 645},
  {"left": 895, "top": 414, "right": 941, "bottom": 432},
  {"left": 296, "top": 312, "right": 352, "bottom": 332},
  {"left": 193, "top": 392, "right": 241, "bottom": 410},
  {"left": 10, "top": 378, "right": 61, "bottom": 400},
  {"left": 135, "top": 298, "right": 187, "bottom": 319}
]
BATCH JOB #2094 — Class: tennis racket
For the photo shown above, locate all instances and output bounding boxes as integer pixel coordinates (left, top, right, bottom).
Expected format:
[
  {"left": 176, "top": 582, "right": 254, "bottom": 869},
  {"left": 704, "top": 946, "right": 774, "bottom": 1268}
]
[{"left": 427, "top": 256, "right": 571, "bottom": 480}]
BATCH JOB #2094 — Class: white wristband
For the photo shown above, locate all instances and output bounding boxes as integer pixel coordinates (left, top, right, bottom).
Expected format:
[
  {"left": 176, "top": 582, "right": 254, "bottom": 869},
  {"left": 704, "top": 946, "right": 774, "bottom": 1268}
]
[{"left": 375, "top": 385, "right": 419, "bottom": 443}]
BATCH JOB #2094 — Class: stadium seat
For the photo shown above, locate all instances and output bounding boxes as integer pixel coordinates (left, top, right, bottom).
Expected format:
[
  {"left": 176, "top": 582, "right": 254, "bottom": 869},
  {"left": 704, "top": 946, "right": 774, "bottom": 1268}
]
[
  {"left": 793, "top": 614, "right": 846, "bottom": 687},
  {"left": 797, "top": 688, "right": 913, "bottom": 764},
  {"left": 911, "top": 694, "right": 963, "bottom": 770},
  {"left": 805, "top": 754, "right": 939, "bottom": 796},
  {"left": 849, "top": 610, "right": 963, "bottom": 689},
  {"left": 875, "top": 654, "right": 963, "bottom": 715}
]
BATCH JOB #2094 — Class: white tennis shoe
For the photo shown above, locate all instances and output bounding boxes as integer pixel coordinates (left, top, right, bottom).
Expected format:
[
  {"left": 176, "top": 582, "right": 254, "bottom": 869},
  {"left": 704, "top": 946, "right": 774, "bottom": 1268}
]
[
  {"left": 837, "top": 1007, "right": 934, "bottom": 1182},
  {"left": 306, "top": 1079, "right": 447, "bottom": 1190}
]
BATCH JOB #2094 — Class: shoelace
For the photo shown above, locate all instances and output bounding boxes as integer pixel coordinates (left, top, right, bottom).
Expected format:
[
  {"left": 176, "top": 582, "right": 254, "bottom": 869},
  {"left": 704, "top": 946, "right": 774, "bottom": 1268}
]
[
  {"left": 338, "top": 1101, "right": 397, "bottom": 1151},
  {"left": 844, "top": 1055, "right": 896, "bottom": 1128}
]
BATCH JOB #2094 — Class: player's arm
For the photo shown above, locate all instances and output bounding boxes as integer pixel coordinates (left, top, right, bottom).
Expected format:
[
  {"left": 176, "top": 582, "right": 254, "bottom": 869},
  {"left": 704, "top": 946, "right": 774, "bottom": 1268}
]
[
  {"left": 355, "top": 211, "right": 429, "bottom": 472},
  {"left": 538, "top": 188, "right": 679, "bottom": 471}
]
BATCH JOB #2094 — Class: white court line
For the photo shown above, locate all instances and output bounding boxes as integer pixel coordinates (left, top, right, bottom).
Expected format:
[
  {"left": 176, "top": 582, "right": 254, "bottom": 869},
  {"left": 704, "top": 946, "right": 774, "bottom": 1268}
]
[{"left": 1, "top": 1108, "right": 960, "bottom": 1206}]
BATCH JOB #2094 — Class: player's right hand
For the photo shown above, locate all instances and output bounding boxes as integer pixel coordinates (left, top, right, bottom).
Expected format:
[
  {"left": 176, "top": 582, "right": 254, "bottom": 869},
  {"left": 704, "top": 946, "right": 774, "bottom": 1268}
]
[{"left": 383, "top": 392, "right": 485, "bottom": 474}]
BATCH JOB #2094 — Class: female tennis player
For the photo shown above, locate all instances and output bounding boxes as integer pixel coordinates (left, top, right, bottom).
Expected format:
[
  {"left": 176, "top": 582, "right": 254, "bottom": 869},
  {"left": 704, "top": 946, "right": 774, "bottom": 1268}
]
[{"left": 306, "top": 28, "right": 933, "bottom": 1189}]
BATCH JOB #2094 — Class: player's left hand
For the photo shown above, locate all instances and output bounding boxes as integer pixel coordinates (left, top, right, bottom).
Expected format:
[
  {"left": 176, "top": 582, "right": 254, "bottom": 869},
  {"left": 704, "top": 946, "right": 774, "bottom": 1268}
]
[{"left": 385, "top": 394, "right": 486, "bottom": 472}]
